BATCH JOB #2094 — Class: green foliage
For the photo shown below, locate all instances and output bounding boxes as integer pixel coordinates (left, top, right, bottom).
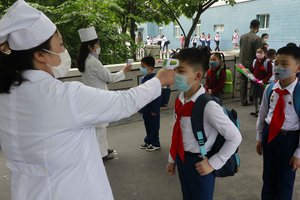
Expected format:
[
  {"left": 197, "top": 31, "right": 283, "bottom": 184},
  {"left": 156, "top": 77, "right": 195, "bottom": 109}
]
[
  {"left": 31, "top": 0, "right": 133, "bottom": 65},
  {"left": 0, "top": 0, "right": 237, "bottom": 63},
  {"left": 0, "top": 0, "right": 132, "bottom": 65}
]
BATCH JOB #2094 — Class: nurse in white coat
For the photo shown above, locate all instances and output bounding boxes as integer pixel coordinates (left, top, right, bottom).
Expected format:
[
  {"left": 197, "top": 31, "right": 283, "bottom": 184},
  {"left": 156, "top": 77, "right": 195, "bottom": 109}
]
[
  {"left": 0, "top": 1, "right": 174, "bottom": 200},
  {"left": 77, "top": 27, "right": 131, "bottom": 160}
]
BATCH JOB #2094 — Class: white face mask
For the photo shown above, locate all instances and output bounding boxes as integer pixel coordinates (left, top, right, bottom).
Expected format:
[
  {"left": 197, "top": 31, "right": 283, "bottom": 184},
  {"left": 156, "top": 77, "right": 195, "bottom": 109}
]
[
  {"left": 95, "top": 47, "right": 101, "bottom": 56},
  {"left": 43, "top": 49, "right": 71, "bottom": 78},
  {"left": 91, "top": 47, "right": 101, "bottom": 58}
]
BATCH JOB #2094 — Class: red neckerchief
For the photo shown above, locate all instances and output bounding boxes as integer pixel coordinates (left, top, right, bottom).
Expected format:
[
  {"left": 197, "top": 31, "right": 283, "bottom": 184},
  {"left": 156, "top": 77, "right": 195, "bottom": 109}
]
[{"left": 170, "top": 97, "right": 195, "bottom": 162}]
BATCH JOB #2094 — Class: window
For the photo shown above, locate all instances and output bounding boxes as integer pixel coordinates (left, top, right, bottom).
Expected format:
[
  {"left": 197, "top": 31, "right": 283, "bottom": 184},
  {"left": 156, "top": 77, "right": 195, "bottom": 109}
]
[
  {"left": 158, "top": 24, "right": 164, "bottom": 36},
  {"left": 214, "top": 24, "right": 224, "bottom": 32},
  {"left": 257, "top": 14, "right": 270, "bottom": 29},
  {"left": 194, "top": 20, "right": 201, "bottom": 36},
  {"left": 174, "top": 22, "right": 180, "bottom": 38}
]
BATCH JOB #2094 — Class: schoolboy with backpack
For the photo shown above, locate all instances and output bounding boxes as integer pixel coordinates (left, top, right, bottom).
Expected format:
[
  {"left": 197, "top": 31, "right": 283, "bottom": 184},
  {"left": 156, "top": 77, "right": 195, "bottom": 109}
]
[{"left": 166, "top": 48, "right": 242, "bottom": 200}]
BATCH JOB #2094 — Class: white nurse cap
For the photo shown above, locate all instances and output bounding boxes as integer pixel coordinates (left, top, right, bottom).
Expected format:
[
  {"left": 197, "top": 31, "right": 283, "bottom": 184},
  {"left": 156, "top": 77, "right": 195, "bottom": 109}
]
[
  {"left": 78, "top": 27, "right": 98, "bottom": 42},
  {"left": 0, "top": 0, "right": 56, "bottom": 50}
]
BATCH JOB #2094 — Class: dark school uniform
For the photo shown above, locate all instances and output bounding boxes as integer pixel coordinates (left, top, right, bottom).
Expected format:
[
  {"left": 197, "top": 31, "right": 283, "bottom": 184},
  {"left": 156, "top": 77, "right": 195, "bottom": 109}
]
[
  {"left": 140, "top": 73, "right": 162, "bottom": 147},
  {"left": 256, "top": 78, "right": 300, "bottom": 200}
]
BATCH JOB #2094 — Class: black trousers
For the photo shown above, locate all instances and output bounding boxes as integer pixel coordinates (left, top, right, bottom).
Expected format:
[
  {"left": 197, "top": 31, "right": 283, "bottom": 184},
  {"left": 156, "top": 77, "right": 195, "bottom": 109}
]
[
  {"left": 215, "top": 41, "right": 220, "bottom": 51},
  {"left": 253, "top": 83, "right": 264, "bottom": 112},
  {"left": 261, "top": 125, "right": 299, "bottom": 200},
  {"left": 143, "top": 112, "right": 160, "bottom": 147},
  {"left": 176, "top": 153, "right": 215, "bottom": 200}
]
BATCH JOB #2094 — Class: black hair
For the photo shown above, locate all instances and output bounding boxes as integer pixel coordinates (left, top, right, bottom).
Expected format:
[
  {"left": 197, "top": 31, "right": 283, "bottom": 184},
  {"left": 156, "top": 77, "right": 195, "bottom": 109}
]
[
  {"left": 174, "top": 47, "right": 210, "bottom": 73},
  {"left": 267, "top": 48, "right": 276, "bottom": 58},
  {"left": 261, "top": 43, "right": 269, "bottom": 47},
  {"left": 286, "top": 42, "right": 297, "bottom": 47},
  {"left": 261, "top": 33, "right": 269, "bottom": 38},
  {"left": 277, "top": 46, "right": 300, "bottom": 62},
  {"left": 259, "top": 46, "right": 268, "bottom": 54},
  {"left": 0, "top": 36, "right": 53, "bottom": 94},
  {"left": 250, "top": 19, "right": 260, "bottom": 28},
  {"left": 77, "top": 39, "right": 99, "bottom": 72},
  {"left": 211, "top": 52, "right": 226, "bottom": 68},
  {"left": 141, "top": 56, "right": 155, "bottom": 68}
]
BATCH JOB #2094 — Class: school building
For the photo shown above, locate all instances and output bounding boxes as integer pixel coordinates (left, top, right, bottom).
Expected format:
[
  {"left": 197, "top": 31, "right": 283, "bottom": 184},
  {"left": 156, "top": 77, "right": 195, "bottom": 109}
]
[{"left": 139, "top": 0, "right": 300, "bottom": 51}]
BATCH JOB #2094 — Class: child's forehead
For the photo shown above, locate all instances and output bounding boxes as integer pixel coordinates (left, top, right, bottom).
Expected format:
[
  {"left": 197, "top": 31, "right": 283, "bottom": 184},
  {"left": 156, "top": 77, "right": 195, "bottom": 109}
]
[
  {"left": 210, "top": 54, "right": 219, "bottom": 59},
  {"left": 275, "top": 54, "right": 294, "bottom": 61},
  {"left": 177, "top": 62, "right": 199, "bottom": 71}
]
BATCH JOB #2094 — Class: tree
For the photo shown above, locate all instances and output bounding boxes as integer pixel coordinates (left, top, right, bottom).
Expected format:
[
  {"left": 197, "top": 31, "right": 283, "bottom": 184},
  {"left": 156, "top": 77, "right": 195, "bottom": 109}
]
[
  {"left": 115, "top": 0, "right": 168, "bottom": 59},
  {"left": 147, "top": 0, "right": 236, "bottom": 47},
  {"left": 0, "top": 0, "right": 132, "bottom": 65}
]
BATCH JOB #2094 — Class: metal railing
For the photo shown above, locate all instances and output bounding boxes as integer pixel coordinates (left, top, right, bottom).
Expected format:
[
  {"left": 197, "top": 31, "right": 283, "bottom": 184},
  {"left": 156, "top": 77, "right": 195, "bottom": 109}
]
[{"left": 60, "top": 55, "right": 243, "bottom": 109}]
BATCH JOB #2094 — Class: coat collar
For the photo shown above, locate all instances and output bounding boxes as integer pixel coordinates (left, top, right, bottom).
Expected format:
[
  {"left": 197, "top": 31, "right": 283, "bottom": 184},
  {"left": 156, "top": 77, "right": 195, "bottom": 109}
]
[{"left": 22, "top": 70, "right": 54, "bottom": 83}]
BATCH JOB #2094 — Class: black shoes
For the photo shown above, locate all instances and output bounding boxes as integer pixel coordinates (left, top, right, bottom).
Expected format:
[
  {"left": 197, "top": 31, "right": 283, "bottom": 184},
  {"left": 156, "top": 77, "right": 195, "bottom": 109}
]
[
  {"left": 140, "top": 143, "right": 149, "bottom": 149},
  {"left": 102, "top": 154, "right": 114, "bottom": 161},
  {"left": 108, "top": 149, "right": 114, "bottom": 155},
  {"left": 103, "top": 149, "right": 115, "bottom": 161},
  {"left": 250, "top": 111, "right": 259, "bottom": 117},
  {"left": 140, "top": 144, "right": 161, "bottom": 151},
  {"left": 145, "top": 145, "right": 161, "bottom": 152}
]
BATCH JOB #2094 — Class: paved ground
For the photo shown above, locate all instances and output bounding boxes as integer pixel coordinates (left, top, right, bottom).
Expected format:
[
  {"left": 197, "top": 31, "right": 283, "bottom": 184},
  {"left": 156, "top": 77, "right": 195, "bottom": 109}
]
[{"left": 0, "top": 100, "right": 299, "bottom": 200}]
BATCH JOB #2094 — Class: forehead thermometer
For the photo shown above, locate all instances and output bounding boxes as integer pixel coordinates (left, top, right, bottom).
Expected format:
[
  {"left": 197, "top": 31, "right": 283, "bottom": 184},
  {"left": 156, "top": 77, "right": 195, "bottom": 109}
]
[
  {"left": 161, "top": 58, "right": 179, "bottom": 70},
  {"left": 127, "top": 59, "right": 134, "bottom": 65}
]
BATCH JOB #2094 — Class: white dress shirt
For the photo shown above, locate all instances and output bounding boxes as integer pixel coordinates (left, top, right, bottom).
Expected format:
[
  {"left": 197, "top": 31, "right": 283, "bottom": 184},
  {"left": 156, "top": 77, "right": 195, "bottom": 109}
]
[
  {"left": 0, "top": 70, "right": 161, "bottom": 200},
  {"left": 257, "top": 78, "right": 300, "bottom": 158},
  {"left": 169, "top": 85, "right": 242, "bottom": 170}
]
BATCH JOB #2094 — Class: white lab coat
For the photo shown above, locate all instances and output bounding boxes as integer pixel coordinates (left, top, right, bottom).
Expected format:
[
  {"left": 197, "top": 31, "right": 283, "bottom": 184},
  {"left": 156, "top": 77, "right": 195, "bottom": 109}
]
[
  {"left": 81, "top": 54, "right": 125, "bottom": 91},
  {"left": 0, "top": 70, "right": 161, "bottom": 200},
  {"left": 81, "top": 54, "right": 125, "bottom": 156}
]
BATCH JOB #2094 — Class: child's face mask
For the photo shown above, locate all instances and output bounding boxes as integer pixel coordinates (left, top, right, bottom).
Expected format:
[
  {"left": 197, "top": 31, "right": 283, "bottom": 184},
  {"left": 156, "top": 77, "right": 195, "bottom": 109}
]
[
  {"left": 140, "top": 67, "right": 148, "bottom": 75},
  {"left": 274, "top": 66, "right": 292, "bottom": 80},
  {"left": 174, "top": 73, "right": 197, "bottom": 92},
  {"left": 274, "top": 54, "right": 299, "bottom": 80},
  {"left": 209, "top": 61, "right": 219, "bottom": 68}
]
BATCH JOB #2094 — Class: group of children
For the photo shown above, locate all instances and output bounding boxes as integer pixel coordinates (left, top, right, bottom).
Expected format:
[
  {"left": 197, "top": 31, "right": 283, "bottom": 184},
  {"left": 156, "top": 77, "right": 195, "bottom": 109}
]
[
  {"left": 138, "top": 45, "right": 299, "bottom": 200},
  {"left": 191, "top": 32, "right": 221, "bottom": 51}
]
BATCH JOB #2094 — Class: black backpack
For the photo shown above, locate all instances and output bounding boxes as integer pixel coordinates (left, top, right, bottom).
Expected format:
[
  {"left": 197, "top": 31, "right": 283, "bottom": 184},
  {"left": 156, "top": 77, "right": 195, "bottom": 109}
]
[{"left": 191, "top": 94, "right": 240, "bottom": 177}]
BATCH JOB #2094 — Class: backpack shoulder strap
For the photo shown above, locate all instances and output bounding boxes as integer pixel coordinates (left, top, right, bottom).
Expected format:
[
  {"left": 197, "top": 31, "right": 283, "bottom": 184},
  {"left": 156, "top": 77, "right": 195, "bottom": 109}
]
[
  {"left": 266, "top": 82, "right": 275, "bottom": 106},
  {"left": 263, "top": 59, "right": 270, "bottom": 71},
  {"left": 293, "top": 80, "right": 300, "bottom": 118},
  {"left": 266, "top": 82, "right": 275, "bottom": 112},
  {"left": 191, "top": 94, "right": 219, "bottom": 156},
  {"left": 216, "top": 66, "right": 226, "bottom": 80},
  {"left": 252, "top": 59, "right": 257, "bottom": 69}
]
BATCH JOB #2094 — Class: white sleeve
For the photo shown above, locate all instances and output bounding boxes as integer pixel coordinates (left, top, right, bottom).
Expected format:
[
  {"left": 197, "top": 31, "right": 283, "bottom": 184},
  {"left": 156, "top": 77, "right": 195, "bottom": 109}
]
[
  {"left": 256, "top": 84, "right": 270, "bottom": 141},
  {"left": 205, "top": 101, "right": 242, "bottom": 170},
  {"left": 69, "top": 78, "right": 161, "bottom": 127},
  {"left": 91, "top": 59, "right": 125, "bottom": 83}
]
